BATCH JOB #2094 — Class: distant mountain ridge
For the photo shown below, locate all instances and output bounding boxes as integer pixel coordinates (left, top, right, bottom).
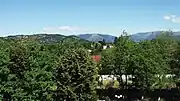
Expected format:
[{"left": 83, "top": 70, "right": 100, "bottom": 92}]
[
  {"left": 5, "top": 34, "right": 90, "bottom": 43},
  {"left": 130, "top": 31, "right": 162, "bottom": 42},
  {"left": 2, "top": 31, "right": 180, "bottom": 43},
  {"left": 77, "top": 31, "right": 180, "bottom": 42},
  {"left": 6, "top": 34, "right": 66, "bottom": 43},
  {"left": 130, "top": 31, "right": 180, "bottom": 42},
  {"left": 77, "top": 33, "right": 116, "bottom": 43},
  {"left": 4, "top": 33, "right": 117, "bottom": 43}
]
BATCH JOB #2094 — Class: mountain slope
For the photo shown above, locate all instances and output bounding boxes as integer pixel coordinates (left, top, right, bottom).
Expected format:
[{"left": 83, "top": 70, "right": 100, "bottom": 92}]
[
  {"left": 130, "top": 31, "right": 180, "bottom": 42},
  {"left": 5, "top": 34, "right": 90, "bottom": 43},
  {"left": 77, "top": 33, "right": 116, "bottom": 43},
  {"left": 130, "top": 31, "right": 162, "bottom": 42},
  {"left": 7, "top": 34, "right": 66, "bottom": 43}
]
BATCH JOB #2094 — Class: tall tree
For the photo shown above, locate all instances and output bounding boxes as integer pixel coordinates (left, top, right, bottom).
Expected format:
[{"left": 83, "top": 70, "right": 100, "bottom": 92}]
[
  {"left": 113, "top": 31, "right": 136, "bottom": 89},
  {"left": 2, "top": 39, "right": 55, "bottom": 100},
  {"left": 0, "top": 39, "right": 11, "bottom": 100},
  {"left": 55, "top": 47, "right": 99, "bottom": 101}
]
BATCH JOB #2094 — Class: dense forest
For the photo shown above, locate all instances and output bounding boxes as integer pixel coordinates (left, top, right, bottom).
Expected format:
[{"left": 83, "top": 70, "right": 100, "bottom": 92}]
[{"left": 1, "top": 31, "right": 180, "bottom": 100}]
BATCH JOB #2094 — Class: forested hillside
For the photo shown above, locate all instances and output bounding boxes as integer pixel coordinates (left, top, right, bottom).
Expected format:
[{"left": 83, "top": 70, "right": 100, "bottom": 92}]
[{"left": 6, "top": 34, "right": 90, "bottom": 44}]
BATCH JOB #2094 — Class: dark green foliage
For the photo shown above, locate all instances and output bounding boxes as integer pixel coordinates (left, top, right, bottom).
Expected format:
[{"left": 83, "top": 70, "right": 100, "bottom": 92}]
[
  {"left": 114, "top": 34, "right": 138, "bottom": 89},
  {"left": 100, "top": 31, "right": 178, "bottom": 90},
  {"left": 98, "top": 39, "right": 106, "bottom": 46},
  {"left": 91, "top": 42, "right": 103, "bottom": 55},
  {"left": 170, "top": 42, "right": 180, "bottom": 76},
  {"left": 100, "top": 48, "right": 116, "bottom": 75},
  {"left": 0, "top": 39, "right": 11, "bottom": 100},
  {"left": 114, "top": 37, "right": 118, "bottom": 45},
  {"left": 1, "top": 39, "right": 55, "bottom": 100},
  {"left": 0, "top": 38, "right": 98, "bottom": 100},
  {"left": 55, "top": 48, "right": 98, "bottom": 101}
]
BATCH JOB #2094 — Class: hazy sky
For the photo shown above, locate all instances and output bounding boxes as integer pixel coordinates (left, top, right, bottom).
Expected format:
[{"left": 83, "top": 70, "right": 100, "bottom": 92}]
[{"left": 0, "top": 0, "right": 180, "bottom": 36}]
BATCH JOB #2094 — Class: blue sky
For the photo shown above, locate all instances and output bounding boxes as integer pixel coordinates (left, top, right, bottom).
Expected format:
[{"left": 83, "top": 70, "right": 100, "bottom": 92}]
[{"left": 0, "top": 0, "right": 180, "bottom": 36}]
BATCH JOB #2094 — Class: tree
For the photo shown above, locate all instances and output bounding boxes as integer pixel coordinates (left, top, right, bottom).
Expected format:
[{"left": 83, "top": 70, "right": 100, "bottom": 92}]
[
  {"left": 99, "top": 31, "right": 137, "bottom": 90},
  {"left": 1, "top": 39, "right": 55, "bottom": 100},
  {"left": 91, "top": 42, "right": 103, "bottom": 55},
  {"left": 6, "top": 41, "right": 31, "bottom": 100},
  {"left": 113, "top": 32, "right": 128, "bottom": 88},
  {"left": 134, "top": 32, "right": 177, "bottom": 90},
  {"left": 55, "top": 47, "right": 99, "bottom": 101},
  {"left": 170, "top": 41, "right": 180, "bottom": 78},
  {"left": 22, "top": 40, "right": 55, "bottom": 100},
  {"left": 133, "top": 40, "right": 162, "bottom": 89},
  {"left": 103, "top": 30, "right": 175, "bottom": 90},
  {"left": 114, "top": 37, "right": 118, "bottom": 45},
  {"left": 100, "top": 48, "right": 116, "bottom": 75},
  {"left": 98, "top": 39, "right": 106, "bottom": 46},
  {"left": 0, "top": 39, "right": 11, "bottom": 100}
]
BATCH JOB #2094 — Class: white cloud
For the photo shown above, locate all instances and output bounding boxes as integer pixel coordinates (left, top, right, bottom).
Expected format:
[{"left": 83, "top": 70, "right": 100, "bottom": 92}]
[
  {"left": 172, "top": 17, "right": 180, "bottom": 23},
  {"left": 164, "top": 15, "right": 180, "bottom": 23},
  {"left": 41, "top": 26, "right": 91, "bottom": 35},
  {"left": 43, "top": 26, "right": 80, "bottom": 32},
  {"left": 164, "top": 16, "right": 171, "bottom": 20},
  {"left": 170, "top": 15, "right": 176, "bottom": 18}
]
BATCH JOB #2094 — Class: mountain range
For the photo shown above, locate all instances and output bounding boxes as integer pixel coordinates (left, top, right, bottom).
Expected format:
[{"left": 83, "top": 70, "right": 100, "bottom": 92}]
[
  {"left": 76, "top": 31, "right": 180, "bottom": 42},
  {"left": 77, "top": 33, "right": 116, "bottom": 43},
  {"left": 3, "top": 31, "right": 180, "bottom": 43},
  {"left": 130, "top": 31, "right": 180, "bottom": 42}
]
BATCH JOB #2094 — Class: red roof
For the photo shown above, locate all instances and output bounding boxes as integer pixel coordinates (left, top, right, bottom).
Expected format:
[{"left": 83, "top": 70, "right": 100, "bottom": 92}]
[{"left": 91, "top": 55, "right": 101, "bottom": 62}]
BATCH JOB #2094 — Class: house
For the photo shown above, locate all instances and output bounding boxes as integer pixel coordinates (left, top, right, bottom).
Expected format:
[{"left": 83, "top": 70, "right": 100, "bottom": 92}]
[
  {"left": 102, "top": 45, "right": 114, "bottom": 50},
  {"left": 103, "top": 45, "right": 107, "bottom": 50}
]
